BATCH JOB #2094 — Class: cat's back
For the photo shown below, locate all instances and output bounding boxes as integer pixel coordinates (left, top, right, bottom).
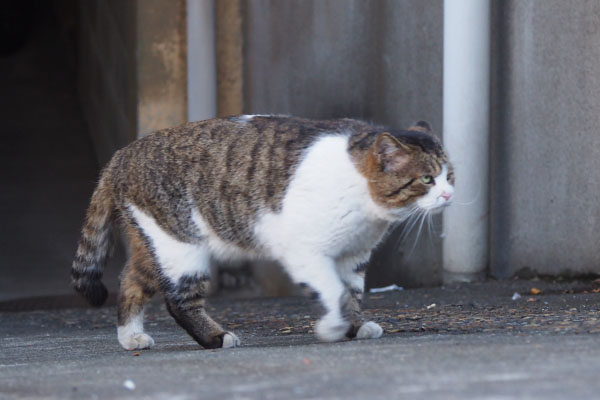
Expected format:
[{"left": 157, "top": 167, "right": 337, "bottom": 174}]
[
  {"left": 114, "top": 115, "right": 364, "bottom": 175},
  {"left": 109, "top": 115, "right": 372, "bottom": 246}
]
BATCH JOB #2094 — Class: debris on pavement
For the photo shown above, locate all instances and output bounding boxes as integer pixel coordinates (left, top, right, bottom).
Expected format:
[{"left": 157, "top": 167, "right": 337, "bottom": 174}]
[
  {"left": 3, "top": 278, "right": 600, "bottom": 359},
  {"left": 369, "top": 284, "right": 404, "bottom": 293},
  {"left": 530, "top": 288, "right": 542, "bottom": 295},
  {"left": 123, "top": 379, "right": 136, "bottom": 391},
  {"left": 512, "top": 292, "right": 521, "bottom": 301},
  {"left": 426, "top": 303, "right": 436, "bottom": 310}
]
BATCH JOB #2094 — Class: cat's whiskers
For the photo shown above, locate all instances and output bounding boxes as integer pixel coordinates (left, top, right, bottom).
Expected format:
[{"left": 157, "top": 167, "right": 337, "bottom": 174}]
[
  {"left": 395, "top": 205, "right": 446, "bottom": 257},
  {"left": 399, "top": 204, "right": 420, "bottom": 223},
  {"left": 451, "top": 186, "right": 480, "bottom": 206},
  {"left": 398, "top": 207, "right": 422, "bottom": 242},
  {"left": 393, "top": 212, "right": 415, "bottom": 250},
  {"left": 416, "top": 211, "right": 428, "bottom": 241},
  {"left": 410, "top": 210, "right": 429, "bottom": 254},
  {"left": 426, "top": 212, "right": 434, "bottom": 242},
  {"left": 394, "top": 206, "right": 425, "bottom": 254}
]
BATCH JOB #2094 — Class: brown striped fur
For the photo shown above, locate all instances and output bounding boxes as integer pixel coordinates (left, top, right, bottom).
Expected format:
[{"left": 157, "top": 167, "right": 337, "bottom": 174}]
[{"left": 71, "top": 171, "right": 115, "bottom": 306}]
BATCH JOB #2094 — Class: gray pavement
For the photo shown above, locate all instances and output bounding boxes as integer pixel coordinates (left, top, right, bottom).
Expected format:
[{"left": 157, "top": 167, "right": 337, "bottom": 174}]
[{"left": 1, "top": 280, "right": 600, "bottom": 399}]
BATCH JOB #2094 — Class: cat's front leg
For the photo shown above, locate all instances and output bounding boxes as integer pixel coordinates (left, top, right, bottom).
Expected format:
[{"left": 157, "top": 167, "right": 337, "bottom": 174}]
[
  {"left": 342, "top": 288, "right": 383, "bottom": 340},
  {"left": 280, "top": 255, "right": 350, "bottom": 342},
  {"left": 338, "top": 264, "right": 383, "bottom": 340}
]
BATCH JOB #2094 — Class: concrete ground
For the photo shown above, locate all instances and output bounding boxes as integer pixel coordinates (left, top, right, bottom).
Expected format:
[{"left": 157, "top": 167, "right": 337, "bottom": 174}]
[{"left": 1, "top": 279, "right": 600, "bottom": 399}]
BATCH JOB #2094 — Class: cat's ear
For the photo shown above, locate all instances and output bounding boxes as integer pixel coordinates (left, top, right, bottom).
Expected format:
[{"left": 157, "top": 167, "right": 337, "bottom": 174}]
[
  {"left": 408, "top": 120, "right": 433, "bottom": 133},
  {"left": 375, "top": 133, "right": 411, "bottom": 173}
]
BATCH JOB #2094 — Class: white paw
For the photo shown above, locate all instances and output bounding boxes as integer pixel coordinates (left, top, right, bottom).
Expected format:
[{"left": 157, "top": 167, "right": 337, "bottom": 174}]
[
  {"left": 221, "top": 332, "right": 241, "bottom": 348},
  {"left": 118, "top": 332, "right": 155, "bottom": 350},
  {"left": 356, "top": 321, "right": 383, "bottom": 339},
  {"left": 315, "top": 316, "right": 350, "bottom": 342}
]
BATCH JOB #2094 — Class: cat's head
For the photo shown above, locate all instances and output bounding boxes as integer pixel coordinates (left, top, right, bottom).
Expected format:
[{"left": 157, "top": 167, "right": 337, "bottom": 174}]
[{"left": 366, "top": 121, "right": 454, "bottom": 218}]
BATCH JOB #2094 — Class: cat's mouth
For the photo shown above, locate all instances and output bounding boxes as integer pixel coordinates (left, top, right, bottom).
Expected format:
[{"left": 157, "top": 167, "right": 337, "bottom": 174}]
[
  {"left": 417, "top": 196, "right": 453, "bottom": 214},
  {"left": 428, "top": 201, "right": 451, "bottom": 214}
]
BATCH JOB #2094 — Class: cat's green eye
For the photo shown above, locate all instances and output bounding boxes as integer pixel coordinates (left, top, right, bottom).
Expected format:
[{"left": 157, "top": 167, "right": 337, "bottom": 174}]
[{"left": 421, "top": 175, "right": 434, "bottom": 184}]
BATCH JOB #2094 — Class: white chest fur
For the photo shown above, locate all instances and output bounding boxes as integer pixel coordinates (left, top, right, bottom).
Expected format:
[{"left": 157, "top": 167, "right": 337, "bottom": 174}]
[{"left": 255, "top": 134, "right": 391, "bottom": 263}]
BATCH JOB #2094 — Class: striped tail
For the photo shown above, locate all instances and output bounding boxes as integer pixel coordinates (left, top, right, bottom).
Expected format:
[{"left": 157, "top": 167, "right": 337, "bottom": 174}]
[{"left": 71, "top": 171, "right": 116, "bottom": 307}]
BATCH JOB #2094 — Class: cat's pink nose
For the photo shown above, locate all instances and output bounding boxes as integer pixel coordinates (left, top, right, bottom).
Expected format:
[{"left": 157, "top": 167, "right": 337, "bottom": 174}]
[{"left": 440, "top": 192, "right": 452, "bottom": 201}]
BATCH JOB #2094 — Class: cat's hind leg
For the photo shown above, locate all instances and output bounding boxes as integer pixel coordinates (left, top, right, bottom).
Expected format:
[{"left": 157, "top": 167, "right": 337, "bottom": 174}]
[
  {"left": 164, "top": 273, "right": 240, "bottom": 349},
  {"left": 117, "top": 226, "right": 158, "bottom": 350},
  {"left": 127, "top": 203, "right": 239, "bottom": 349}
]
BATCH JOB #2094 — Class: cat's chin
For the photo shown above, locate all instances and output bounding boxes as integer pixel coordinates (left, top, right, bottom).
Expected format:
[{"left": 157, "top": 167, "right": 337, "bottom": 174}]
[
  {"left": 420, "top": 202, "right": 451, "bottom": 215},
  {"left": 429, "top": 205, "right": 449, "bottom": 214}
]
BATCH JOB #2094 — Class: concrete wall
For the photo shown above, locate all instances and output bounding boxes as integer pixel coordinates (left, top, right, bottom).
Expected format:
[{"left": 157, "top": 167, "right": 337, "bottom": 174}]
[
  {"left": 75, "top": 0, "right": 600, "bottom": 287},
  {"left": 216, "top": 0, "right": 244, "bottom": 116},
  {"left": 243, "top": 0, "right": 600, "bottom": 284},
  {"left": 78, "top": 0, "right": 188, "bottom": 165},
  {"left": 243, "top": 0, "right": 444, "bottom": 287},
  {"left": 490, "top": 0, "right": 600, "bottom": 278},
  {"left": 137, "top": 0, "right": 188, "bottom": 137}
]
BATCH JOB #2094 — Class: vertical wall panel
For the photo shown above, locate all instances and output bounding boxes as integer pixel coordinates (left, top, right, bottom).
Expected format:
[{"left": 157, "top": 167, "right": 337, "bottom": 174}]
[
  {"left": 491, "top": 0, "right": 600, "bottom": 277},
  {"left": 243, "top": 0, "right": 444, "bottom": 287}
]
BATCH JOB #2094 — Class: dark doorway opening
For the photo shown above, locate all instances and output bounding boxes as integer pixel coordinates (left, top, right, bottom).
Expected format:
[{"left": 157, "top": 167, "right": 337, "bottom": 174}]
[{"left": 0, "top": 1, "right": 120, "bottom": 302}]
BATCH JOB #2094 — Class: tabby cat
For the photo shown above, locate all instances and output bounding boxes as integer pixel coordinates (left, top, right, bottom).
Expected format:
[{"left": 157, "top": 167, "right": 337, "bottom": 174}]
[{"left": 71, "top": 115, "right": 454, "bottom": 350}]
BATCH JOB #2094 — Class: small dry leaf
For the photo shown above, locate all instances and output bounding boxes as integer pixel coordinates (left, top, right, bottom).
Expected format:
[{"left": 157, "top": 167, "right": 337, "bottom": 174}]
[
  {"left": 302, "top": 358, "right": 311, "bottom": 365},
  {"left": 132, "top": 352, "right": 140, "bottom": 357},
  {"left": 530, "top": 288, "right": 542, "bottom": 295},
  {"left": 527, "top": 297, "right": 537, "bottom": 302}
]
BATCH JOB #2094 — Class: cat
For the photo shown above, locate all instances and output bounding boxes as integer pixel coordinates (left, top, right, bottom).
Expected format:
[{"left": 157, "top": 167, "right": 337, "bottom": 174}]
[{"left": 71, "top": 115, "right": 455, "bottom": 350}]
